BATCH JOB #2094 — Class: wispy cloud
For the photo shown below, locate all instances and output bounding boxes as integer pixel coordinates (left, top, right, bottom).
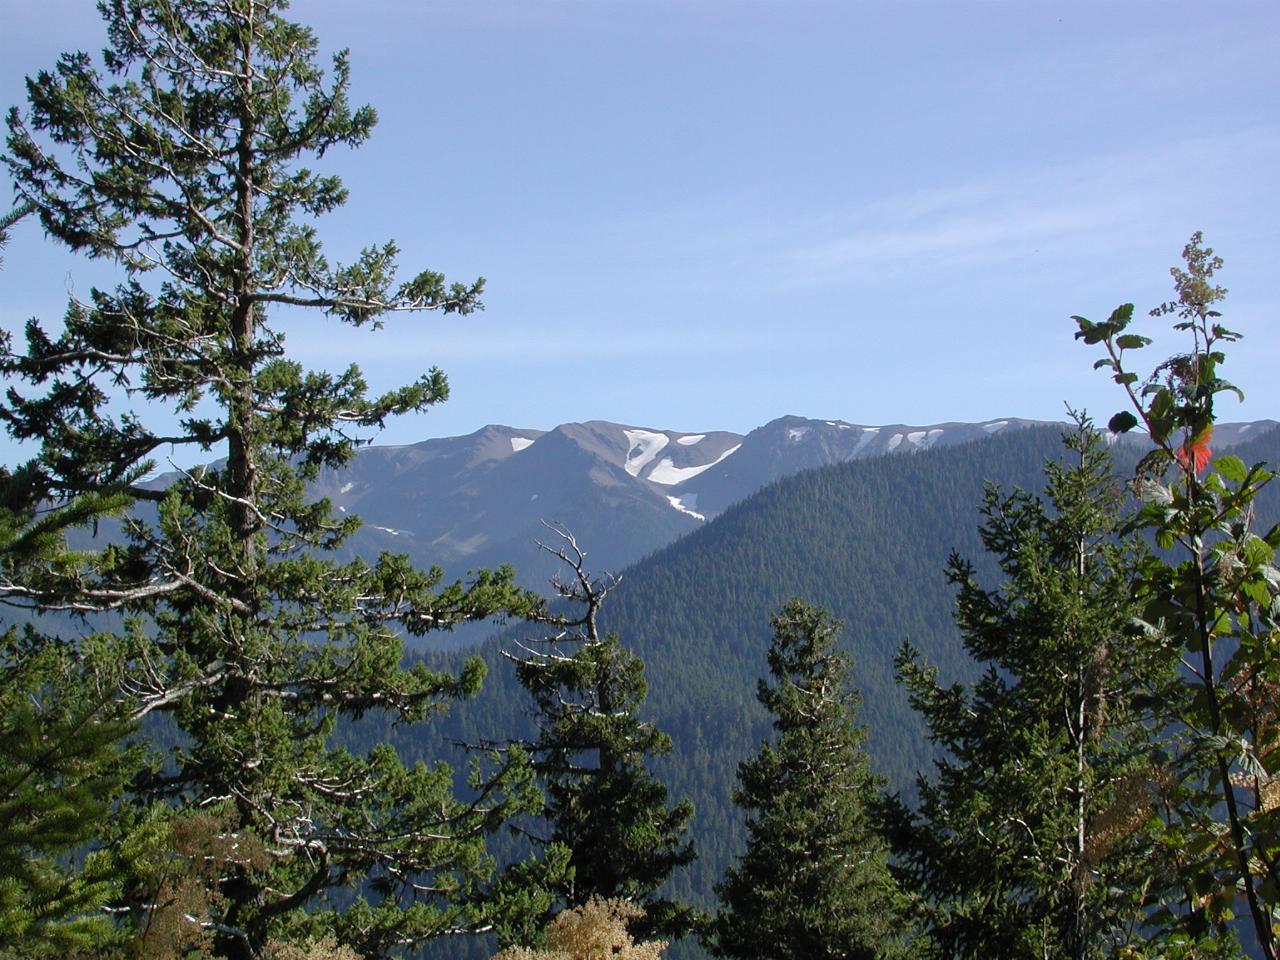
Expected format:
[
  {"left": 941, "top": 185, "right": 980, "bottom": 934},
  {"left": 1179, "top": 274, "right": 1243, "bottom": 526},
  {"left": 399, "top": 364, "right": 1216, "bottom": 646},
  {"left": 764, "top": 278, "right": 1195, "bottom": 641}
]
[
  {"left": 665, "top": 125, "right": 1279, "bottom": 290},
  {"left": 281, "top": 124, "right": 1278, "bottom": 369}
]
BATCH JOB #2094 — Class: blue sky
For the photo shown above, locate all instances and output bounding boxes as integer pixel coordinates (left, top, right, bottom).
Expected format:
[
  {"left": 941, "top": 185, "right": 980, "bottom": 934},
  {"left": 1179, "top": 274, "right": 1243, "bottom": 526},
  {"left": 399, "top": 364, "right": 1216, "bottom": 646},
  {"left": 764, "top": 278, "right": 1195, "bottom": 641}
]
[{"left": 2, "top": 0, "right": 1277, "bottom": 458}]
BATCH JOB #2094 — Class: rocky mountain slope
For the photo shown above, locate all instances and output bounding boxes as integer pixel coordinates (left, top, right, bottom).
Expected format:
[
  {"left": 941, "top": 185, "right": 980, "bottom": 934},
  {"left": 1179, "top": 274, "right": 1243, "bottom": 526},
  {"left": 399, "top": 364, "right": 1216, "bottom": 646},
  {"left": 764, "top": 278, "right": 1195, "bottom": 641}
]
[{"left": 317, "top": 415, "right": 1275, "bottom": 592}]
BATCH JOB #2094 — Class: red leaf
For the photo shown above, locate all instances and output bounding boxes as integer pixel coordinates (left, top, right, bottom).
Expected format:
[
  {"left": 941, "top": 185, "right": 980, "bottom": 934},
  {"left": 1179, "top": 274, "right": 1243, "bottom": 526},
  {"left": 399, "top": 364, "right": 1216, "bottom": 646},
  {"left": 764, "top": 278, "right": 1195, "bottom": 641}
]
[{"left": 1175, "top": 426, "right": 1213, "bottom": 475}]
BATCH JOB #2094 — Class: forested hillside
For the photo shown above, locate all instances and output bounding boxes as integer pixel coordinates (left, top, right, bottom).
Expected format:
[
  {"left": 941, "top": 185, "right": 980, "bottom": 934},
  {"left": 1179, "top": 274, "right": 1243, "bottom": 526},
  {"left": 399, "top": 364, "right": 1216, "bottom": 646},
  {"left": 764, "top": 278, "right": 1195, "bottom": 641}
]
[
  {"left": 593, "top": 423, "right": 1079, "bottom": 895},
  {"left": 401, "top": 421, "right": 1280, "bottom": 941}
]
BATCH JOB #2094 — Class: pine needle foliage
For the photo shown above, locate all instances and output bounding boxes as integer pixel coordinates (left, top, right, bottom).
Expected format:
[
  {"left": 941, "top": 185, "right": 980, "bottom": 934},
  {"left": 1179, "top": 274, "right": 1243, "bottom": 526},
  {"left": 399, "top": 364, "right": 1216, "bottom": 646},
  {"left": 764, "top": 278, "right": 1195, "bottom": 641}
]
[
  {"left": 893, "top": 418, "right": 1176, "bottom": 959},
  {"left": 504, "top": 527, "right": 695, "bottom": 941},
  {"left": 0, "top": 200, "right": 32, "bottom": 266},
  {"left": 0, "top": 223, "right": 135, "bottom": 959},
  {"left": 2, "top": 1, "right": 544, "bottom": 956},
  {"left": 708, "top": 599, "right": 911, "bottom": 960},
  {"left": 0, "top": 622, "right": 134, "bottom": 958}
]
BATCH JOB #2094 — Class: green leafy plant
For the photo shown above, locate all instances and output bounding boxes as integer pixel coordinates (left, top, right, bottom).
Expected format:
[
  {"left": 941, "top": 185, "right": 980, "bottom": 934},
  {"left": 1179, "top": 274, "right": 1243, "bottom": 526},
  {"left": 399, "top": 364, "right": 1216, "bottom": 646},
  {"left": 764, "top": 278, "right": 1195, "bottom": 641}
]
[{"left": 1075, "top": 233, "right": 1280, "bottom": 957}]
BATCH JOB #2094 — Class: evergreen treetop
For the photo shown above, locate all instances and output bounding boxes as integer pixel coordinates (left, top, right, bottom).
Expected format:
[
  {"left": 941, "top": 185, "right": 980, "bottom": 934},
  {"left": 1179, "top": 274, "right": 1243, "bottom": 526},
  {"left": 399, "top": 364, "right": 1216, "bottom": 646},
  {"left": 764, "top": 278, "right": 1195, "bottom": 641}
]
[
  {"left": 708, "top": 599, "right": 911, "bottom": 960},
  {"left": 893, "top": 418, "right": 1181, "bottom": 959},
  {"left": 504, "top": 526, "right": 696, "bottom": 941}
]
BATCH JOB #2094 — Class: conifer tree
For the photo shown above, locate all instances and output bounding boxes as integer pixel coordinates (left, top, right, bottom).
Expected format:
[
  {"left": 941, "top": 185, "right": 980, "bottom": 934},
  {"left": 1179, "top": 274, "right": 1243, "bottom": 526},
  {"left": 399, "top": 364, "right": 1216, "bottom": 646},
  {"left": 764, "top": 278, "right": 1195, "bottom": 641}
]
[
  {"left": 0, "top": 497, "right": 137, "bottom": 957},
  {"left": 707, "top": 599, "right": 910, "bottom": 960},
  {"left": 892, "top": 419, "right": 1178, "bottom": 959},
  {"left": 1075, "top": 234, "right": 1280, "bottom": 957},
  {"left": 0, "top": 188, "right": 133, "bottom": 959},
  {"left": 506, "top": 527, "right": 695, "bottom": 940},
  {"left": 2, "top": 2, "right": 542, "bottom": 956}
]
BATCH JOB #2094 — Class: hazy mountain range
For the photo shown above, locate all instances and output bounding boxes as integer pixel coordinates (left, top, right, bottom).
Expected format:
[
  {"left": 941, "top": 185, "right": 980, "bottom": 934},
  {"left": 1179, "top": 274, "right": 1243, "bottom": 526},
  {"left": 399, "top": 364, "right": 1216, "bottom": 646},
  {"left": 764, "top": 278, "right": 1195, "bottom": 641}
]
[{"left": 312, "top": 415, "right": 1271, "bottom": 587}]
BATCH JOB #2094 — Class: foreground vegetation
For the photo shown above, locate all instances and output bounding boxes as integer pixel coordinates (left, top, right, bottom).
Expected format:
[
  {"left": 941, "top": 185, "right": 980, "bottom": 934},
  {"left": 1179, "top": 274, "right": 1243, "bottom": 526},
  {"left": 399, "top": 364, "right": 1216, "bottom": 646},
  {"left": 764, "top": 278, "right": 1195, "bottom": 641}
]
[{"left": 1, "top": 1, "right": 1276, "bottom": 957}]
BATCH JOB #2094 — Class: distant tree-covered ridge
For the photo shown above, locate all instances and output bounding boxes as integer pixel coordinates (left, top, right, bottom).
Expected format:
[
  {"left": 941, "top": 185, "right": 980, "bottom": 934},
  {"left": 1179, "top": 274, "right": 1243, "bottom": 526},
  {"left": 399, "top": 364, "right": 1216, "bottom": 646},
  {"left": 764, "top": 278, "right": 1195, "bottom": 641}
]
[{"left": 402, "top": 416, "right": 1280, "bottom": 960}]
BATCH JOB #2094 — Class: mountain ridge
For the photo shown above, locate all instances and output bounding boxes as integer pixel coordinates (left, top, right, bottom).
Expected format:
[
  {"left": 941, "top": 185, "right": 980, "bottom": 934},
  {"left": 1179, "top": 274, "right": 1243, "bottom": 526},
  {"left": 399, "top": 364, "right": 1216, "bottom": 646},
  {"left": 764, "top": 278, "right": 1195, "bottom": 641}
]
[{"left": 314, "top": 414, "right": 1275, "bottom": 591}]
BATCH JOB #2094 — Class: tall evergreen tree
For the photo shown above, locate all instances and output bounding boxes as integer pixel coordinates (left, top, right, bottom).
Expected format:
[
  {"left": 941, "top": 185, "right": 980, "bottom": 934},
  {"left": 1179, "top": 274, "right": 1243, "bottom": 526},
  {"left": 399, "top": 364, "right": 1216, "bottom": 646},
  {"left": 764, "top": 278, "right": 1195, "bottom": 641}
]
[
  {"left": 2, "top": 2, "right": 542, "bottom": 956},
  {"left": 0, "top": 478, "right": 139, "bottom": 956},
  {"left": 892, "top": 418, "right": 1180, "bottom": 959},
  {"left": 707, "top": 599, "right": 910, "bottom": 960},
  {"left": 1076, "top": 234, "right": 1280, "bottom": 957},
  {"left": 505, "top": 526, "right": 695, "bottom": 940}
]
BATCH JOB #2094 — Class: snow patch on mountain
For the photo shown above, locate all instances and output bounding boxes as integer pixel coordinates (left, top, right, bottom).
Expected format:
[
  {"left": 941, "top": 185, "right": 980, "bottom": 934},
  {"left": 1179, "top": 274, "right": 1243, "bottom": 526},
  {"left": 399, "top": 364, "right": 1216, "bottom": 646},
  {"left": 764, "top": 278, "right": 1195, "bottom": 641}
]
[
  {"left": 888, "top": 433, "right": 904, "bottom": 451},
  {"left": 848, "top": 427, "right": 879, "bottom": 458},
  {"left": 510, "top": 437, "right": 535, "bottom": 452},
  {"left": 623, "top": 429, "right": 670, "bottom": 477},
  {"left": 983, "top": 420, "right": 1009, "bottom": 433},
  {"left": 906, "top": 428, "right": 946, "bottom": 449},
  {"left": 676, "top": 434, "right": 705, "bottom": 446},
  {"left": 825, "top": 421, "right": 852, "bottom": 429},
  {"left": 647, "top": 444, "right": 743, "bottom": 486},
  {"left": 787, "top": 426, "right": 811, "bottom": 442},
  {"left": 666, "top": 494, "right": 705, "bottom": 522}
]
